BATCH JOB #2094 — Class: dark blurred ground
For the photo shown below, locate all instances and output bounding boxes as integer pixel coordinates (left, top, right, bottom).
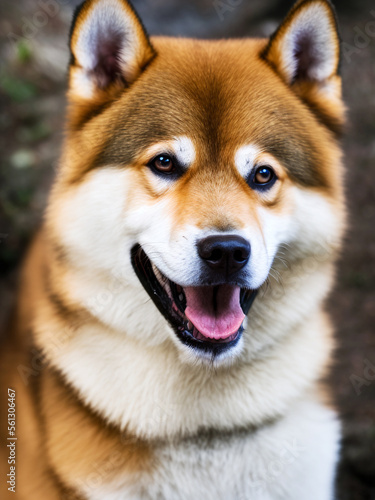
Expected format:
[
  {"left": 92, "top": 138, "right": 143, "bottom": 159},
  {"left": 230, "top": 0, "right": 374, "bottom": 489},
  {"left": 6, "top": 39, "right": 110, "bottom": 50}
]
[{"left": 0, "top": 0, "right": 374, "bottom": 498}]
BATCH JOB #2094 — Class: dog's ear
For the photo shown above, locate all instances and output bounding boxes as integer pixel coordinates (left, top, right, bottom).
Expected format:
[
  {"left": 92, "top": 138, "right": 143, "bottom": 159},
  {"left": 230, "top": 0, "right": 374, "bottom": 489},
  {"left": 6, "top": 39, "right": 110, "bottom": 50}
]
[
  {"left": 263, "top": 0, "right": 340, "bottom": 86},
  {"left": 68, "top": 0, "right": 155, "bottom": 100},
  {"left": 262, "top": 0, "right": 344, "bottom": 133}
]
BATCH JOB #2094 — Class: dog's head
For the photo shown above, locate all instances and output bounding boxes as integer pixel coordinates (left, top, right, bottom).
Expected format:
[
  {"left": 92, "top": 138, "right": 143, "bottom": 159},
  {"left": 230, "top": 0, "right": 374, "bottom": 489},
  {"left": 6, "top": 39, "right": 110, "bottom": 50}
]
[{"left": 49, "top": 0, "right": 345, "bottom": 365}]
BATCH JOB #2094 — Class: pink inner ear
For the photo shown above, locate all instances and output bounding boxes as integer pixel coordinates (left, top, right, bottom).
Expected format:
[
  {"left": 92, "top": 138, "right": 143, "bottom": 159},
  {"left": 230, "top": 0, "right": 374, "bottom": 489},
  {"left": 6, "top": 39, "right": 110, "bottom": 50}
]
[{"left": 94, "top": 34, "right": 124, "bottom": 89}]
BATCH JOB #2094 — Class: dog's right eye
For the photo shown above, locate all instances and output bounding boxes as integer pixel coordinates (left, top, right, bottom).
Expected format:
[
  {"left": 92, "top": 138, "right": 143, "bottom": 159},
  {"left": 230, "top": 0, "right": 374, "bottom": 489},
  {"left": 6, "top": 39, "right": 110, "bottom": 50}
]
[{"left": 149, "top": 154, "right": 176, "bottom": 175}]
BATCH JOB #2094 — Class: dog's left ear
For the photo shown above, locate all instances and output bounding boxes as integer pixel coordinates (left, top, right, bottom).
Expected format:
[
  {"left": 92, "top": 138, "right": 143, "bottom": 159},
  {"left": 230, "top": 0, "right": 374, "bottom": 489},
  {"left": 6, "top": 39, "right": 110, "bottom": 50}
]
[
  {"left": 68, "top": 0, "right": 155, "bottom": 100},
  {"left": 263, "top": 0, "right": 340, "bottom": 86},
  {"left": 263, "top": 0, "right": 344, "bottom": 129}
]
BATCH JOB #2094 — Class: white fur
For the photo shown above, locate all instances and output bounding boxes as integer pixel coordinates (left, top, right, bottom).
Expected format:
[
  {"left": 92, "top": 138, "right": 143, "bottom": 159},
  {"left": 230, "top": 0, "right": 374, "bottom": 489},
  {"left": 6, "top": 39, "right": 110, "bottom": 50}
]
[
  {"left": 70, "top": 397, "right": 340, "bottom": 500},
  {"left": 234, "top": 144, "right": 261, "bottom": 178},
  {"left": 70, "top": 68, "right": 96, "bottom": 99},
  {"left": 172, "top": 136, "right": 196, "bottom": 166}
]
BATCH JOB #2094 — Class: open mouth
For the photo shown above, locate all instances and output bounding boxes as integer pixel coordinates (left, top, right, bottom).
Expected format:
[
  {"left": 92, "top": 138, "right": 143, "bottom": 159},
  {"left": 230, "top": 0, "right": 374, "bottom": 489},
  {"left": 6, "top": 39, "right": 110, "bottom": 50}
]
[{"left": 131, "top": 245, "right": 257, "bottom": 357}]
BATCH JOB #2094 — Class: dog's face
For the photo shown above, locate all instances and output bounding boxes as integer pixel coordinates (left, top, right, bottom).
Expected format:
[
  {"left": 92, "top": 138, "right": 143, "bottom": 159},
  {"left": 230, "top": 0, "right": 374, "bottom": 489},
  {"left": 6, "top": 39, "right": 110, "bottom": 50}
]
[{"left": 49, "top": 0, "right": 345, "bottom": 365}]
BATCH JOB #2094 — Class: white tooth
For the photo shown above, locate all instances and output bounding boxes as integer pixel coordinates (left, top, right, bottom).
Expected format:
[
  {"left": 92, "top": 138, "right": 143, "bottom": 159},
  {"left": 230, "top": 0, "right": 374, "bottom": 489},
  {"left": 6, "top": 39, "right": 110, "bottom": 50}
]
[
  {"left": 151, "top": 263, "right": 163, "bottom": 282},
  {"left": 242, "top": 316, "right": 248, "bottom": 330},
  {"left": 187, "top": 321, "right": 193, "bottom": 330},
  {"left": 179, "top": 294, "right": 184, "bottom": 302},
  {"left": 165, "top": 281, "right": 172, "bottom": 297}
]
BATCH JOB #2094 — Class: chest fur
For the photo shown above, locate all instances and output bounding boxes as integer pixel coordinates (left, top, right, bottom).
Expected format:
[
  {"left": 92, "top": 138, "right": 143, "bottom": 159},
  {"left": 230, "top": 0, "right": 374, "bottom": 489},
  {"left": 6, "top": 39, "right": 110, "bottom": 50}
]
[{"left": 76, "top": 399, "right": 340, "bottom": 500}]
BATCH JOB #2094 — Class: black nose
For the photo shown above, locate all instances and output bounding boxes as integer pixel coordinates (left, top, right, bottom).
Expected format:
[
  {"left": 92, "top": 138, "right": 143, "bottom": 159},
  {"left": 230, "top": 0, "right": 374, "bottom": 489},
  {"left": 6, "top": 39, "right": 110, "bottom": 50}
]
[{"left": 197, "top": 235, "right": 251, "bottom": 275}]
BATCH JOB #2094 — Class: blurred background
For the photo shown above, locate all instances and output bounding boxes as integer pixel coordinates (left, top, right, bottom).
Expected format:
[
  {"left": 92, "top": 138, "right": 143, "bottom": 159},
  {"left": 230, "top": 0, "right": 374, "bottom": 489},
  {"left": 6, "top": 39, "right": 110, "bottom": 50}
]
[{"left": 0, "top": 0, "right": 374, "bottom": 498}]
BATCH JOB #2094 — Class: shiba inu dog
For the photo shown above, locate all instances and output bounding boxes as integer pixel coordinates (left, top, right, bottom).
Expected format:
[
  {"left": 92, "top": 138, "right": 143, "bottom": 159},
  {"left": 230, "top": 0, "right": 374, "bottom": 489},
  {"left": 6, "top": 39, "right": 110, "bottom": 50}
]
[{"left": 0, "top": 0, "right": 347, "bottom": 498}]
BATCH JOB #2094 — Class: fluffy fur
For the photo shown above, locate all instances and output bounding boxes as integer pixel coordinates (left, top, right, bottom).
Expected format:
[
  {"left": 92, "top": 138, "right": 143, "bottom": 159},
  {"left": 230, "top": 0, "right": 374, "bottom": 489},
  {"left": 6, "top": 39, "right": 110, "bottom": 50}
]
[{"left": 0, "top": 0, "right": 346, "bottom": 498}]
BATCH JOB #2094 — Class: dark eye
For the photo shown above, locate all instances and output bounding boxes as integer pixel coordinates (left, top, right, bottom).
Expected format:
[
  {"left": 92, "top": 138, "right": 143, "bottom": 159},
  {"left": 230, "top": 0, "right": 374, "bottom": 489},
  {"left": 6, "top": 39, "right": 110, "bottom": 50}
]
[
  {"left": 150, "top": 154, "right": 175, "bottom": 174},
  {"left": 249, "top": 165, "right": 277, "bottom": 190}
]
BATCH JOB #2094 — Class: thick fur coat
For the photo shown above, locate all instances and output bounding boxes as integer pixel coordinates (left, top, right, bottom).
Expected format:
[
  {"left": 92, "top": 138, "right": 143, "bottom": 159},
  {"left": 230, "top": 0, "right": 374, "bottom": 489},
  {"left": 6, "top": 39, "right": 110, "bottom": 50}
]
[{"left": 0, "top": 0, "right": 346, "bottom": 498}]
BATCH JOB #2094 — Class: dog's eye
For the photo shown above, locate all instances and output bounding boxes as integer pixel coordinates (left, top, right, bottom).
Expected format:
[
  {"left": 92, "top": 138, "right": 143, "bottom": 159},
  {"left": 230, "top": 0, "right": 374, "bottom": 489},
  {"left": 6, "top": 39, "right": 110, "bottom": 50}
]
[
  {"left": 254, "top": 166, "right": 274, "bottom": 184},
  {"left": 150, "top": 154, "right": 175, "bottom": 174},
  {"left": 249, "top": 166, "right": 277, "bottom": 190}
]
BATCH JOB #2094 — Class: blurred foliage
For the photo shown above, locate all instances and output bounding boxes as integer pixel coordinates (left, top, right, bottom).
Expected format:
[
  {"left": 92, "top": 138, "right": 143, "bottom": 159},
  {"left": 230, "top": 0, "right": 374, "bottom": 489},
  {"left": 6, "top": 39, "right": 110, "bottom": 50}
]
[
  {"left": 16, "top": 40, "right": 33, "bottom": 64},
  {"left": 0, "top": 73, "right": 37, "bottom": 102}
]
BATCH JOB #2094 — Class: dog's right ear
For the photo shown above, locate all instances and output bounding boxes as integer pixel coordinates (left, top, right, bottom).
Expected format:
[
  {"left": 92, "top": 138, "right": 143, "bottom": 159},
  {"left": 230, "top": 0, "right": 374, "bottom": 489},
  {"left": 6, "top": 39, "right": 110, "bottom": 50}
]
[{"left": 68, "top": 0, "right": 155, "bottom": 101}]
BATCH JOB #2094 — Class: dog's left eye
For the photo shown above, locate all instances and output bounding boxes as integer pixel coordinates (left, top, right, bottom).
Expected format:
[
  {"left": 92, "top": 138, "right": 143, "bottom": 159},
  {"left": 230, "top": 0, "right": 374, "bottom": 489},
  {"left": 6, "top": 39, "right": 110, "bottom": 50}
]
[
  {"left": 249, "top": 166, "right": 277, "bottom": 190},
  {"left": 149, "top": 154, "right": 175, "bottom": 174}
]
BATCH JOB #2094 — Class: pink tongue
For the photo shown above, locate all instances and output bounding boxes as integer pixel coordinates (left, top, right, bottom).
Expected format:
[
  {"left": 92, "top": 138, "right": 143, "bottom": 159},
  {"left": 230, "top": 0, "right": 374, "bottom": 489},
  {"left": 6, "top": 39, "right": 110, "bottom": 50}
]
[{"left": 184, "top": 285, "right": 244, "bottom": 340}]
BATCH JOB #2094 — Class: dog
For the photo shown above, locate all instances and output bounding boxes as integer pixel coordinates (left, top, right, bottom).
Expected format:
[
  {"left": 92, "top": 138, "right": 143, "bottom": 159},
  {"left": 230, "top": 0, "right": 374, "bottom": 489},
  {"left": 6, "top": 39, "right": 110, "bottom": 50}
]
[{"left": 0, "top": 0, "right": 346, "bottom": 498}]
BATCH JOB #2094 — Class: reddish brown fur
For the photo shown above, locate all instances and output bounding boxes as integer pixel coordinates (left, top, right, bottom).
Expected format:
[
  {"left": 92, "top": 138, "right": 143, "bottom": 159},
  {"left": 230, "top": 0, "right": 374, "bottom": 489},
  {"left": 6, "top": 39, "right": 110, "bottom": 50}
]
[{"left": 0, "top": 0, "right": 345, "bottom": 497}]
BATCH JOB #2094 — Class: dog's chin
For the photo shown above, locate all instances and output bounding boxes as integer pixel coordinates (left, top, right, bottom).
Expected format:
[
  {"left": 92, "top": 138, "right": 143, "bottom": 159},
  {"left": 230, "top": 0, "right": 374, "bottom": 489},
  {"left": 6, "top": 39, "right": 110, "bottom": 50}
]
[{"left": 131, "top": 245, "right": 258, "bottom": 363}]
